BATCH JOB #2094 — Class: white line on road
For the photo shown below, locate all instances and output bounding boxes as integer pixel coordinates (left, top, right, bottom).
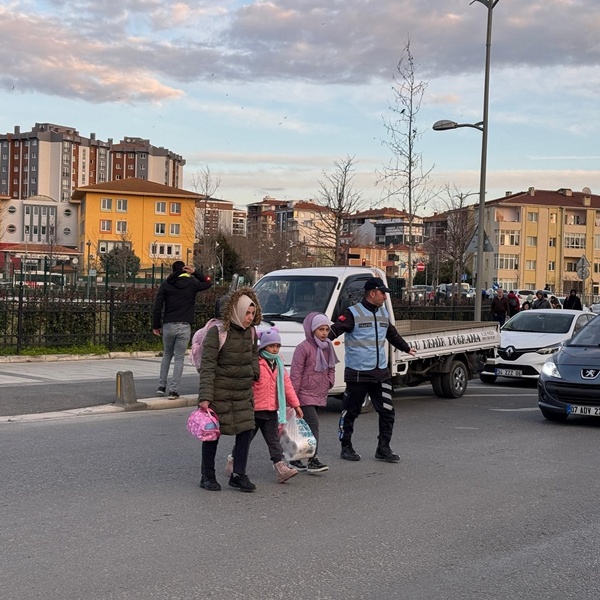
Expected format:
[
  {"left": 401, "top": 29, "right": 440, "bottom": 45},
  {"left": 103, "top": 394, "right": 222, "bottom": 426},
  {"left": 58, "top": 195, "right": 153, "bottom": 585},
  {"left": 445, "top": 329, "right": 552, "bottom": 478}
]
[{"left": 490, "top": 408, "right": 539, "bottom": 412}]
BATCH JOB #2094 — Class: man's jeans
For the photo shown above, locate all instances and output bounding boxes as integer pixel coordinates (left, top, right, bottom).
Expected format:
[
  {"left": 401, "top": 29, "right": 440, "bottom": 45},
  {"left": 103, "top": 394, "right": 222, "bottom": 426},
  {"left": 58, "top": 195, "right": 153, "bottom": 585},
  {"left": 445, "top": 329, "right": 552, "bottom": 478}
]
[{"left": 158, "top": 322, "right": 191, "bottom": 393}]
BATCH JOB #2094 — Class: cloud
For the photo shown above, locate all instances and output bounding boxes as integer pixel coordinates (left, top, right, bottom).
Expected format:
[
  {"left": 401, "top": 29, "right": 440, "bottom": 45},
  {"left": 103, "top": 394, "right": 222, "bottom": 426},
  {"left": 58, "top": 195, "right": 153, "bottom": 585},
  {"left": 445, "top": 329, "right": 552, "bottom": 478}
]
[{"left": 2, "top": 1, "right": 599, "bottom": 104}]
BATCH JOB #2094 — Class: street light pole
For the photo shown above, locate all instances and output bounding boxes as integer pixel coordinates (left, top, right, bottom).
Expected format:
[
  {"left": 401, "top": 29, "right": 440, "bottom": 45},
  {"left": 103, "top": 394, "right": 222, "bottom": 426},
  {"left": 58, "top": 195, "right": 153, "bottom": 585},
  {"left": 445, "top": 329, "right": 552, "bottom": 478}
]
[
  {"left": 432, "top": 0, "right": 499, "bottom": 321},
  {"left": 473, "top": 0, "right": 497, "bottom": 322}
]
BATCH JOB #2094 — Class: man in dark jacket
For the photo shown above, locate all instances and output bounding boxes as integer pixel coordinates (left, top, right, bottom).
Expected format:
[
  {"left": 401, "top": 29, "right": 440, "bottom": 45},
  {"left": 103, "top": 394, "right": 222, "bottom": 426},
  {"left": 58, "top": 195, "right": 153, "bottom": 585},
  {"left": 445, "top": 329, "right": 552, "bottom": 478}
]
[
  {"left": 329, "top": 277, "right": 416, "bottom": 463},
  {"left": 490, "top": 288, "right": 510, "bottom": 325},
  {"left": 532, "top": 290, "right": 551, "bottom": 310},
  {"left": 152, "top": 261, "right": 212, "bottom": 398},
  {"left": 563, "top": 289, "right": 583, "bottom": 310}
]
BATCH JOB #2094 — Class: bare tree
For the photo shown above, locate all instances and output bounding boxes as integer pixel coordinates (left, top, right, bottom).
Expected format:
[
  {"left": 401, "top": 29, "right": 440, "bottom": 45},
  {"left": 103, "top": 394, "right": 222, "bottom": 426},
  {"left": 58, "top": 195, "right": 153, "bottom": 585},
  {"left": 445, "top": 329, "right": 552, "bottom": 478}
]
[
  {"left": 378, "top": 38, "right": 435, "bottom": 291},
  {"left": 188, "top": 165, "right": 222, "bottom": 269},
  {"left": 435, "top": 185, "right": 478, "bottom": 299},
  {"left": 312, "top": 155, "right": 365, "bottom": 265}
]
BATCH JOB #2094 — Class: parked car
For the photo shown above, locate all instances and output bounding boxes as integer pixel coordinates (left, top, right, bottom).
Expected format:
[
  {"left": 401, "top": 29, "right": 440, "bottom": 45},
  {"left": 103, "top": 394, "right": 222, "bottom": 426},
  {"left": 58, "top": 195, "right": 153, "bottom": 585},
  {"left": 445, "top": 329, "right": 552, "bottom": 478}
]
[
  {"left": 479, "top": 309, "right": 597, "bottom": 383},
  {"left": 538, "top": 312, "right": 600, "bottom": 422},
  {"left": 516, "top": 289, "right": 536, "bottom": 303}
]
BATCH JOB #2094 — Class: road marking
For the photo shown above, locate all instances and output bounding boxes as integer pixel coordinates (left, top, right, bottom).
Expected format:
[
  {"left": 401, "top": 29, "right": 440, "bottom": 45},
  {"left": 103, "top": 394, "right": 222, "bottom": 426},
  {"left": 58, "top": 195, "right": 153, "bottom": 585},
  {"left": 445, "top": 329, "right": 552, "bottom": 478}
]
[
  {"left": 468, "top": 394, "right": 536, "bottom": 397},
  {"left": 490, "top": 408, "right": 539, "bottom": 412}
]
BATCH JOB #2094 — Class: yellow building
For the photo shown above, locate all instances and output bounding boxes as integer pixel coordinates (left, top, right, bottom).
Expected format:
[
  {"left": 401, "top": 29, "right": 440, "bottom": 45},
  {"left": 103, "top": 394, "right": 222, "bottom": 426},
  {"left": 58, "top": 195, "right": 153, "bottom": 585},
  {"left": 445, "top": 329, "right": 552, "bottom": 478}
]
[
  {"left": 71, "top": 178, "right": 200, "bottom": 274},
  {"left": 482, "top": 187, "right": 600, "bottom": 301}
]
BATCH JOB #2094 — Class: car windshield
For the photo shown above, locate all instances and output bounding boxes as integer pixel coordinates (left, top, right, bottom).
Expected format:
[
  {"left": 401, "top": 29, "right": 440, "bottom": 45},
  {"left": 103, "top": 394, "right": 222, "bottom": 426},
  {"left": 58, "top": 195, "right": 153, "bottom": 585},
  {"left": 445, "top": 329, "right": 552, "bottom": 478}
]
[
  {"left": 254, "top": 275, "right": 337, "bottom": 323},
  {"left": 502, "top": 311, "right": 574, "bottom": 334},
  {"left": 567, "top": 316, "right": 600, "bottom": 346}
]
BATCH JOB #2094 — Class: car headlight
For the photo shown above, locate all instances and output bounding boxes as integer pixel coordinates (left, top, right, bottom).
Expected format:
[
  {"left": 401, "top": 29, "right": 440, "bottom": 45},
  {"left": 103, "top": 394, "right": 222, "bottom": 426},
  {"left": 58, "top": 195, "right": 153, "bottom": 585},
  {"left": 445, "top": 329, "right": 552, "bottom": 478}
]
[
  {"left": 536, "top": 343, "right": 562, "bottom": 355},
  {"left": 541, "top": 359, "right": 562, "bottom": 378}
]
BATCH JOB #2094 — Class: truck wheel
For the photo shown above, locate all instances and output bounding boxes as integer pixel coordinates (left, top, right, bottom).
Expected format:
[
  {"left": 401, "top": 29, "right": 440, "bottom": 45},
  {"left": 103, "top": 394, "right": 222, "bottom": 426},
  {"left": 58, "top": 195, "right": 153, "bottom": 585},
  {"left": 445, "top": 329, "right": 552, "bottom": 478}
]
[
  {"left": 479, "top": 372, "right": 497, "bottom": 384},
  {"left": 361, "top": 394, "right": 373, "bottom": 414},
  {"left": 441, "top": 360, "right": 468, "bottom": 398},
  {"left": 431, "top": 374, "right": 445, "bottom": 398}
]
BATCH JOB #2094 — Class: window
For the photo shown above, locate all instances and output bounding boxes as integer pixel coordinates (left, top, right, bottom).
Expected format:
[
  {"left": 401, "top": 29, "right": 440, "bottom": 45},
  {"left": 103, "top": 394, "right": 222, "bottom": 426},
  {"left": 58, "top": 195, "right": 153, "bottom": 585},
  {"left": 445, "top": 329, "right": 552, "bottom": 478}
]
[
  {"left": 525, "top": 260, "right": 536, "bottom": 270},
  {"left": 594, "top": 263, "right": 600, "bottom": 274},
  {"left": 565, "top": 261, "right": 577, "bottom": 272},
  {"left": 63, "top": 227, "right": 71, "bottom": 236},
  {"left": 495, "top": 254, "right": 519, "bottom": 270},
  {"left": 564, "top": 233, "right": 586, "bottom": 249},
  {"left": 127, "top": 164, "right": 134, "bottom": 170},
  {"left": 548, "top": 261, "right": 555, "bottom": 271},
  {"left": 155, "top": 223, "right": 166, "bottom": 235},
  {"left": 6, "top": 224, "right": 16, "bottom": 234},
  {"left": 155, "top": 201, "right": 166, "bottom": 214},
  {"left": 550, "top": 213, "right": 556, "bottom": 224},
  {"left": 115, "top": 175, "right": 121, "bottom": 180},
  {"left": 151, "top": 243, "right": 181, "bottom": 258},
  {"left": 116, "top": 220, "right": 127, "bottom": 233},
  {"left": 170, "top": 202, "right": 181, "bottom": 215},
  {"left": 63, "top": 208, "right": 72, "bottom": 217},
  {"left": 498, "top": 230, "right": 520, "bottom": 246},
  {"left": 140, "top": 164, "right": 146, "bottom": 170},
  {"left": 140, "top": 153, "right": 147, "bottom": 159},
  {"left": 116, "top": 198, "right": 128, "bottom": 212},
  {"left": 170, "top": 223, "right": 180, "bottom": 235},
  {"left": 549, "top": 237, "right": 557, "bottom": 247},
  {"left": 526, "top": 236, "right": 537, "bottom": 247},
  {"left": 8, "top": 206, "right": 16, "bottom": 214},
  {"left": 128, "top": 153, "right": 135, "bottom": 158},
  {"left": 115, "top": 152, "right": 122, "bottom": 158},
  {"left": 115, "top": 163, "right": 122, "bottom": 169},
  {"left": 527, "top": 212, "right": 538, "bottom": 222},
  {"left": 594, "top": 234, "right": 600, "bottom": 250},
  {"left": 100, "top": 220, "right": 112, "bottom": 232},
  {"left": 101, "top": 197, "right": 112, "bottom": 211}
]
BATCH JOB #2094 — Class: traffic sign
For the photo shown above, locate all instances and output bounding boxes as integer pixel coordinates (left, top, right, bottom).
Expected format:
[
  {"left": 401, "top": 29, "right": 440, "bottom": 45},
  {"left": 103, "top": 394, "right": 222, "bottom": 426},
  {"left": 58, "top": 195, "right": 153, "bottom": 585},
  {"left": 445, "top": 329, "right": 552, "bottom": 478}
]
[
  {"left": 577, "top": 255, "right": 591, "bottom": 269},
  {"left": 416, "top": 262, "right": 425, "bottom": 272},
  {"left": 577, "top": 266, "right": 590, "bottom": 280}
]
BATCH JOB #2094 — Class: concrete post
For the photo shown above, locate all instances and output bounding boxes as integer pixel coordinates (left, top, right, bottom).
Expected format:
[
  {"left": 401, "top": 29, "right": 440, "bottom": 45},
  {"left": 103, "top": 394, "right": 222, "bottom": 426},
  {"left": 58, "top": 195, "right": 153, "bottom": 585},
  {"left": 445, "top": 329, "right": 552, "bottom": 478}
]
[{"left": 115, "top": 371, "right": 144, "bottom": 411}]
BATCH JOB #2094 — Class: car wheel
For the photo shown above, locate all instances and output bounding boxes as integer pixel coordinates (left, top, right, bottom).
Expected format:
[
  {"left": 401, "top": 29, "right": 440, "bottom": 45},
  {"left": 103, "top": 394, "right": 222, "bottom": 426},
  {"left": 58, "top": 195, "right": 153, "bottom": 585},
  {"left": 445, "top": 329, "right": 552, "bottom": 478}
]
[
  {"left": 441, "top": 360, "right": 468, "bottom": 398},
  {"left": 539, "top": 407, "right": 568, "bottom": 423},
  {"left": 479, "top": 372, "right": 497, "bottom": 384},
  {"left": 431, "top": 374, "right": 445, "bottom": 398}
]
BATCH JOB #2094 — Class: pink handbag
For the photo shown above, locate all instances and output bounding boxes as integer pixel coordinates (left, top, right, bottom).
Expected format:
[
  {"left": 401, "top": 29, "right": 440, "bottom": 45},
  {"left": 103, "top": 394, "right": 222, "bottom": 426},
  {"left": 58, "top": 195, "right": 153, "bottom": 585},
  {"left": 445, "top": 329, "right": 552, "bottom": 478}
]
[{"left": 187, "top": 407, "right": 221, "bottom": 442}]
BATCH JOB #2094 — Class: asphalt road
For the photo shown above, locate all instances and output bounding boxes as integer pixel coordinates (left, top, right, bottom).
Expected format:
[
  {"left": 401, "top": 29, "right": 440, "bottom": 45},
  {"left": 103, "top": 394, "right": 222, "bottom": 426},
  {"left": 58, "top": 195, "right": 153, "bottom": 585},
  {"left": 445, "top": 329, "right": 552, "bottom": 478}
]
[{"left": 2, "top": 381, "right": 600, "bottom": 599}]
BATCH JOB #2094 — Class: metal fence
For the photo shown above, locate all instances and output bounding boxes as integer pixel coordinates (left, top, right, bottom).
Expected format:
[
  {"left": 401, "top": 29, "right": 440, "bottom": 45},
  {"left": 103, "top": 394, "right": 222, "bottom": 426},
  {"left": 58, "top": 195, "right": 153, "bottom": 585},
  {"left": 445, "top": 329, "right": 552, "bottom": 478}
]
[{"left": 0, "top": 284, "right": 489, "bottom": 355}]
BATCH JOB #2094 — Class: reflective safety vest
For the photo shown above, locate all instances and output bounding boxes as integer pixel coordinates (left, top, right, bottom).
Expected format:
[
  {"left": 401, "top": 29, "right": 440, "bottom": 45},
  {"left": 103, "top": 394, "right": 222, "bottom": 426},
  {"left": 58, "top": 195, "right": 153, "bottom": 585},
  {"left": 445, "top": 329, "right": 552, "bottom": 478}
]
[{"left": 346, "top": 303, "right": 389, "bottom": 370}]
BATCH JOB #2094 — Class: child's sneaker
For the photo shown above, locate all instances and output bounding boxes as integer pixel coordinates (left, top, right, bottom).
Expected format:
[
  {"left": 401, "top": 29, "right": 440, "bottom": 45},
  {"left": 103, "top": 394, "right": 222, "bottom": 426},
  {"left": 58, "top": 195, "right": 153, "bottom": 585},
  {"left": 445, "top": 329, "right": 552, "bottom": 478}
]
[
  {"left": 307, "top": 456, "right": 329, "bottom": 473},
  {"left": 225, "top": 454, "right": 234, "bottom": 476},
  {"left": 273, "top": 461, "right": 298, "bottom": 483},
  {"left": 289, "top": 460, "right": 307, "bottom": 472}
]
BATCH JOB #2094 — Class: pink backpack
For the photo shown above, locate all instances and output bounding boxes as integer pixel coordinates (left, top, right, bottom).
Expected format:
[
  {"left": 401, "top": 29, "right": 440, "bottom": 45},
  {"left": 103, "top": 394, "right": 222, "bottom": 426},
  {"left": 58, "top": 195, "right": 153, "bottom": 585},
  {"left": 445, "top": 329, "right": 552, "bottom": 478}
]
[
  {"left": 187, "top": 407, "right": 221, "bottom": 441},
  {"left": 189, "top": 319, "right": 228, "bottom": 372}
]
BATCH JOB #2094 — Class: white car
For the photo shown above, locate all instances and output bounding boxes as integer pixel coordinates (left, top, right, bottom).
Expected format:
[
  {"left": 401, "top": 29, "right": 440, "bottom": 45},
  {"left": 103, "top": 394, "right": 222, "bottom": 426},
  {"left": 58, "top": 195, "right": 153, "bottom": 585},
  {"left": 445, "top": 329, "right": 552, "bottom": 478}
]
[{"left": 480, "top": 309, "right": 597, "bottom": 383}]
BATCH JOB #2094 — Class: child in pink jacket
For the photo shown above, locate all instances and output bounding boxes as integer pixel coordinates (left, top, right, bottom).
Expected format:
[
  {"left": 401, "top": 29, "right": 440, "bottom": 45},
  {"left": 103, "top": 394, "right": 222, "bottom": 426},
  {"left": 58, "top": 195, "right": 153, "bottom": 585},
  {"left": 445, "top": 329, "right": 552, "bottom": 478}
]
[
  {"left": 251, "top": 328, "right": 304, "bottom": 483},
  {"left": 290, "top": 312, "right": 338, "bottom": 473}
]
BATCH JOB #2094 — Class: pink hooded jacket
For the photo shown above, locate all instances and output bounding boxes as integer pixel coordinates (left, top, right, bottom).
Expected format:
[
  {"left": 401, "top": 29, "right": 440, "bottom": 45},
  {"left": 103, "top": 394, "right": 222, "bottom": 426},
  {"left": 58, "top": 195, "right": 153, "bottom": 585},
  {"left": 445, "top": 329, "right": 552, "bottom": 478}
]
[
  {"left": 252, "top": 356, "right": 300, "bottom": 412},
  {"left": 290, "top": 312, "right": 336, "bottom": 407}
]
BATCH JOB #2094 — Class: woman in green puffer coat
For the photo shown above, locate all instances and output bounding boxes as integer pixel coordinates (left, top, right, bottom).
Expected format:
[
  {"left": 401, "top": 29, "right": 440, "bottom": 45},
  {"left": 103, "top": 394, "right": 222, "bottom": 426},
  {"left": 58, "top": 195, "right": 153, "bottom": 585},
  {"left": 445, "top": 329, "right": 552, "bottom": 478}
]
[{"left": 198, "top": 287, "right": 261, "bottom": 493}]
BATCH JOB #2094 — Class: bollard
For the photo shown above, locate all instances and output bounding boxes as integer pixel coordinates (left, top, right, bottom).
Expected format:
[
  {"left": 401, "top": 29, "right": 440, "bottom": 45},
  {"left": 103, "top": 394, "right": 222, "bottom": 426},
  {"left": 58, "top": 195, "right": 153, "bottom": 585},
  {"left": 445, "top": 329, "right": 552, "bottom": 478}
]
[{"left": 115, "top": 371, "right": 144, "bottom": 411}]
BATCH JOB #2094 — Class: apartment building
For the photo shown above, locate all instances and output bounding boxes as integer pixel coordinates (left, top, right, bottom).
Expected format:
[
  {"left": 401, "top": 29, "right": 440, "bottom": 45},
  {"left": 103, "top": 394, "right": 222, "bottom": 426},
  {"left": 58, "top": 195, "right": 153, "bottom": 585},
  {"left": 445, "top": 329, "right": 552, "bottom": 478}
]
[
  {"left": 482, "top": 187, "right": 600, "bottom": 299},
  {"left": 195, "top": 197, "right": 247, "bottom": 239},
  {"left": 70, "top": 178, "right": 200, "bottom": 273}
]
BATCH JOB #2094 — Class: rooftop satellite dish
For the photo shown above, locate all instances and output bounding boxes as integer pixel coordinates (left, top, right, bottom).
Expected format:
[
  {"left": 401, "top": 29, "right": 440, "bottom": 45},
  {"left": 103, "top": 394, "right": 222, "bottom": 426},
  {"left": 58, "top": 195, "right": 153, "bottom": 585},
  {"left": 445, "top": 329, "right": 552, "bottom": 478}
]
[{"left": 582, "top": 187, "right": 592, "bottom": 194}]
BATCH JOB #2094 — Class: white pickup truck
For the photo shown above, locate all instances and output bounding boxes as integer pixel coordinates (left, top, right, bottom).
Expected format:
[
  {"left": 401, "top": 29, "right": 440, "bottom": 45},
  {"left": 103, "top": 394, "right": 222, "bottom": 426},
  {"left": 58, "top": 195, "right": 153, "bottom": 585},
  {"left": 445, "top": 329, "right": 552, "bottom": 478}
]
[{"left": 251, "top": 266, "right": 499, "bottom": 403}]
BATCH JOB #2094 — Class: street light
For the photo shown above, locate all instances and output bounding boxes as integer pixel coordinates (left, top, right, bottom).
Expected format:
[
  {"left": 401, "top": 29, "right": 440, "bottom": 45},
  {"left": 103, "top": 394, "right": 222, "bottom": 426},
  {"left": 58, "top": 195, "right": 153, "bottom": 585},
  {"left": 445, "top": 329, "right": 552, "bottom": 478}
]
[
  {"left": 432, "top": 0, "right": 499, "bottom": 321},
  {"left": 86, "top": 240, "right": 92, "bottom": 299}
]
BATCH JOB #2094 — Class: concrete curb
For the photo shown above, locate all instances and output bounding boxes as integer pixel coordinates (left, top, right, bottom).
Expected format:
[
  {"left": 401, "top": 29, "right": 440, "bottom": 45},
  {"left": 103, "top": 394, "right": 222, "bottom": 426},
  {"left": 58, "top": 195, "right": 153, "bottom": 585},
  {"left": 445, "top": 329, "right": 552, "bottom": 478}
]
[
  {"left": 0, "top": 351, "right": 161, "bottom": 364},
  {"left": 0, "top": 395, "right": 198, "bottom": 424}
]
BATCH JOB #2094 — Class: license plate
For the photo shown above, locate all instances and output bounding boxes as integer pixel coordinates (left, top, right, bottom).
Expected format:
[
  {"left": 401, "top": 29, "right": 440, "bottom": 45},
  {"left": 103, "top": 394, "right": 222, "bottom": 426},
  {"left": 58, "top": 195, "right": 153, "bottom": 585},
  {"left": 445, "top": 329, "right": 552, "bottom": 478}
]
[
  {"left": 495, "top": 368, "right": 522, "bottom": 377},
  {"left": 567, "top": 404, "right": 600, "bottom": 416}
]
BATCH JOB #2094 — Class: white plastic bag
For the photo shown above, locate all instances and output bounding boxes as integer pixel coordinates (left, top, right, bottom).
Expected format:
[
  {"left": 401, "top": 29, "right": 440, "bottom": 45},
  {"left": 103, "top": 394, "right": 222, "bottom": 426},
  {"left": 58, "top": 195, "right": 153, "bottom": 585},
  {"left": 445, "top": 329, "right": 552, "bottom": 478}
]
[{"left": 280, "top": 409, "right": 316, "bottom": 462}]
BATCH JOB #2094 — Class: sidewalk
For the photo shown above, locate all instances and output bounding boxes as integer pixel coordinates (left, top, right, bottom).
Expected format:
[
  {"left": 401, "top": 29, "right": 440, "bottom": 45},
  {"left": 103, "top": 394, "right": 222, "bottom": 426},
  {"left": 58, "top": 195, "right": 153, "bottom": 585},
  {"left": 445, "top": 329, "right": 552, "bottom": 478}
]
[{"left": 0, "top": 351, "right": 199, "bottom": 423}]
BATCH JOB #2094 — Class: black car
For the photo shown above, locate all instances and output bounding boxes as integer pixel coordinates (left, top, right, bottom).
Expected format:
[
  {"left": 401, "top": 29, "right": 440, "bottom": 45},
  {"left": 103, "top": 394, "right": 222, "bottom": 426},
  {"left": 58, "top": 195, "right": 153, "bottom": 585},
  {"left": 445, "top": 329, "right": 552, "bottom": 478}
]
[{"left": 538, "top": 313, "right": 600, "bottom": 422}]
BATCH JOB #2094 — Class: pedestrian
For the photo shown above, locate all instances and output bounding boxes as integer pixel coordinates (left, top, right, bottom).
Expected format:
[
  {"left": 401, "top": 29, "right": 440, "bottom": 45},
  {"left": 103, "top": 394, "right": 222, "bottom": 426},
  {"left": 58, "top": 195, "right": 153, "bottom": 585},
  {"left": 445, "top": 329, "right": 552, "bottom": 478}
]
[
  {"left": 247, "top": 328, "right": 304, "bottom": 484},
  {"left": 328, "top": 277, "right": 417, "bottom": 463},
  {"left": 563, "top": 289, "right": 583, "bottom": 310},
  {"left": 532, "top": 290, "right": 551, "bottom": 309},
  {"left": 549, "top": 295, "right": 562, "bottom": 309},
  {"left": 290, "top": 312, "right": 339, "bottom": 474},
  {"left": 152, "top": 260, "right": 212, "bottom": 398},
  {"left": 490, "top": 288, "right": 510, "bottom": 326},
  {"left": 521, "top": 301, "right": 532, "bottom": 311},
  {"left": 506, "top": 290, "right": 520, "bottom": 318},
  {"left": 198, "top": 287, "right": 262, "bottom": 493}
]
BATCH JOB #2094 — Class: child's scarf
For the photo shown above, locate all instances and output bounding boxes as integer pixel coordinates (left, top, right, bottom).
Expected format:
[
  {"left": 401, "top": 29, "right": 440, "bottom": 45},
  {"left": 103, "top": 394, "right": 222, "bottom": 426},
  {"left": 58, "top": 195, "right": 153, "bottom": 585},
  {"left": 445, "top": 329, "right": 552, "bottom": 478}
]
[
  {"left": 260, "top": 349, "right": 287, "bottom": 424},
  {"left": 313, "top": 337, "right": 338, "bottom": 372}
]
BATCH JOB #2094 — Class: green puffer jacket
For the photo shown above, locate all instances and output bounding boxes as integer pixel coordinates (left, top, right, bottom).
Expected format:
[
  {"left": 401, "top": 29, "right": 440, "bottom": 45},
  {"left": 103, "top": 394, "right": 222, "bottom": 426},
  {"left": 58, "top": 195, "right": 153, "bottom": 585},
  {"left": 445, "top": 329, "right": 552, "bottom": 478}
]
[{"left": 199, "top": 323, "right": 258, "bottom": 436}]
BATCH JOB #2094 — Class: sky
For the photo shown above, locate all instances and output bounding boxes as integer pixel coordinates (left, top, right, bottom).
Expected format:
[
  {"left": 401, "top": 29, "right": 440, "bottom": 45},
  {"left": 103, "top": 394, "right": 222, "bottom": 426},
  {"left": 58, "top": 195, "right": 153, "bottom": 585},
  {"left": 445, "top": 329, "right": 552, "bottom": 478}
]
[{"left": 1, "top": 0, "right": 600, "bottom": 213}]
